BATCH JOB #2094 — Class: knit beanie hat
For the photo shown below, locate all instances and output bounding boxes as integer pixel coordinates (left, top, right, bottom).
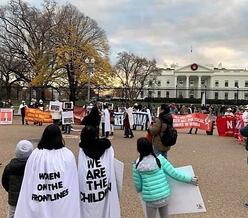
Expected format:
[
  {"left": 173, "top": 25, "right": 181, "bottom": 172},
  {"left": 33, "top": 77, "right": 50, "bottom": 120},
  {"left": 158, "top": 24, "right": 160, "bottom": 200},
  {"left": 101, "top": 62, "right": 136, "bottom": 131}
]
[{"left": 15, "top": 140, "right": 33, "bottom": 159}]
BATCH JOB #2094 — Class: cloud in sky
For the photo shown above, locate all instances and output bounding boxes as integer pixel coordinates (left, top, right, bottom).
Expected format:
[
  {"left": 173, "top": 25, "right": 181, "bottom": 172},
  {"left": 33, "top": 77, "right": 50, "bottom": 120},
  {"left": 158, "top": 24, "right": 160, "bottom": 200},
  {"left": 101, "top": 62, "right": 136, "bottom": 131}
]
[{"left": 1, "top": 0, "right": 248, "bottom": 68}]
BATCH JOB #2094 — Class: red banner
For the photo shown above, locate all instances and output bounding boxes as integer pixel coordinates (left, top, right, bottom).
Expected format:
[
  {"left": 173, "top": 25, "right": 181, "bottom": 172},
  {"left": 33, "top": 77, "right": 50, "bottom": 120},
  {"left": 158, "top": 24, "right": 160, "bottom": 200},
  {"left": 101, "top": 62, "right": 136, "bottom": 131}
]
[
  {"left": 172, "top": 113, "right": 213, "bottom": 131},
  {"left": 233, "top": 114, "right": 245, "bottom": 143},
  {"left": 73, "top": 106, "right": 86, "bottom": 124},
  {"left": 216, "top": 115, "right": 245, "bottom": 141}
]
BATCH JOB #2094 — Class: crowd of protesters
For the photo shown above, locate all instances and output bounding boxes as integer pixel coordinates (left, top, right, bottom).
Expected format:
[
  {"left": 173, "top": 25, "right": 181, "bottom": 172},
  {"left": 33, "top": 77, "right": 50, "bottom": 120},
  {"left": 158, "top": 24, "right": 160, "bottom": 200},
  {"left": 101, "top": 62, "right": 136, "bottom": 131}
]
[
  {"left": 3, "top": 99, "right": 248, "bottom": 217},
  {"left": 0, "top": 101, "right": 201, "bottom": 218}
]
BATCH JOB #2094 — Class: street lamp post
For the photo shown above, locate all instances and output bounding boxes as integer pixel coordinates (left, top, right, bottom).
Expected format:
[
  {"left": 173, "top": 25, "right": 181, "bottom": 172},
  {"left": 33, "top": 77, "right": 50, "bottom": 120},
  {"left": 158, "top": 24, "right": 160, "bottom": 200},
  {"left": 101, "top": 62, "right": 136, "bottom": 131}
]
[{"left": 85, "top": 57, "right": 95, "bottom": 102}]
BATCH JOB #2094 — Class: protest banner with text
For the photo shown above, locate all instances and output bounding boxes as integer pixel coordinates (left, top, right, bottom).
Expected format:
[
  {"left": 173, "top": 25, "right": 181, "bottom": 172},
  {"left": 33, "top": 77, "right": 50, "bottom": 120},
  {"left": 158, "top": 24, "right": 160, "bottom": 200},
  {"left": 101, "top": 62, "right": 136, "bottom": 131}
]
[
  {"left": 25, "top": 108, "right": 52, "bottom": 123},
  {"left": 216, "top": 115, "right": 244, "bottom": 138},
  {"left": 173, "top": 113, "right": 213, "bottom": 131}
]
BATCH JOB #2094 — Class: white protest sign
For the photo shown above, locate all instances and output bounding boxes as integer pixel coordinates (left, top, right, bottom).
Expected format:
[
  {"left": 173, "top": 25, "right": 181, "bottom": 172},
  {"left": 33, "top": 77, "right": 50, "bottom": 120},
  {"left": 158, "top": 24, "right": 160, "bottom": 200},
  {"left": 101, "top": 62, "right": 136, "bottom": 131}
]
[
  {"left": 140, "top": 165, "right": 206, "bottom": 216},
  {"left": 114, "top": 112, "right": 124, "bottom": 126},
  {"left": 63, "top": 101, "right": 74, "bottom": 110},
  {"left": 114, "top": 159, "right": 124, "bottom": 198},
  {"left": 133, "top": 112, "right": 148, "bottom": 127},
  {"left": 49, "top": 101, "right": 63, "bottom": 112},
  {"left": 62, "top": 111, "right": 74, "bottom": 125},
  {"left": 114, "top": 112, "right": 148, "bottom": 128},
  {"left": 0, "top": 108, "right": 13, "bottom": 124}
]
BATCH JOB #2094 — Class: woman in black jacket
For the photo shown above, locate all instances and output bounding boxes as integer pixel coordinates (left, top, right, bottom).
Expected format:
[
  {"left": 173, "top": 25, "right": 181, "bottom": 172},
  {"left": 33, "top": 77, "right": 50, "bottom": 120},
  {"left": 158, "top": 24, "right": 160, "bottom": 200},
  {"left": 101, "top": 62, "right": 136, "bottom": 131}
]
[{"left": 81, "top": 106, "right": 101, "bottom": 136}]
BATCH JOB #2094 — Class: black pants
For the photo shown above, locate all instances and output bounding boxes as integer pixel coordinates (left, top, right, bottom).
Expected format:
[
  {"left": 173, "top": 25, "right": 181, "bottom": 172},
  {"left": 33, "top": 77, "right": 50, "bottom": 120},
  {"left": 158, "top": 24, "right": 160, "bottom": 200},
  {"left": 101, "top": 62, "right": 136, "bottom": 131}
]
[
  {"left": 189, "top": 128, "right": 198, "bottom": 134},
  {"left": 21, "top": 115, "right": 25, "bottom": 125},
  {"left": 101, "top": 123, "right": 105, "bottom": 137},
  {"left": 124, "top": 128, "right": 134, "bottom": 137},
  {"left": 64, "top": 124, "right": 71, "bottom": 134},
  {"left": 105, "top": 131, "right": 109, "bottom": 138}
]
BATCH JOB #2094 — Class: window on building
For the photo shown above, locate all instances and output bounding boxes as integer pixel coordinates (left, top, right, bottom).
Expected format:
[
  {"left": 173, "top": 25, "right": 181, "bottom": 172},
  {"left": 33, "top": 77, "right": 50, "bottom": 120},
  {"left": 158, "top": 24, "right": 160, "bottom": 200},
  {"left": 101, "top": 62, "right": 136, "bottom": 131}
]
[
  {"left": 149, "top": 80, "right": 153, "bottom": 86},
  {"left": 245, "top": 93, "right": 248, "bottom": 100},
  {"left": 215, "top": 81, "right": 219, "bottom": 87},
  {"left": 157, "top": 91, "right": 161, "bottom": 98},
  {"left": 190, "top": 80, "right": 194, "bottom": 87},
  {"left": 140, "top": 91, "right": 144, "bottom": 98},
  {"left": 148, "top": 91, "right": 153, "bottom": 98},
  {"left": 235, "top": 81, "right": 239, "bottom": 88},
  {"left": 166, "top": 80, "right": 170, "bottom": 85},
  {"left": 166, "top": 91, "right": 169, "bottom": 98},
  {"left": 201, "top": 80, "right": 205, "bottom": 85},
  {"left": 215, "top": 92, "right": 218, "bottom": 100},
  {"left": 245, "top": 81, "right": 248, "bottom": 87},
  {"left": 225, "top": 92, "right": 228, "bottom": 100},
  {"left": 225, "top": 80, "right": 229, "bottom": 87},
  {"left": 157, "top": 81, "right": 161, "bottom": 86},
  {"left": 234, "top": 92, "right": 238, "bottom": 99},
  {"left": 179, "top": 91, "right": 183, "bottom": 98},
  {"left": 179, "top": 80, "right": 183, "bottom": 85}
]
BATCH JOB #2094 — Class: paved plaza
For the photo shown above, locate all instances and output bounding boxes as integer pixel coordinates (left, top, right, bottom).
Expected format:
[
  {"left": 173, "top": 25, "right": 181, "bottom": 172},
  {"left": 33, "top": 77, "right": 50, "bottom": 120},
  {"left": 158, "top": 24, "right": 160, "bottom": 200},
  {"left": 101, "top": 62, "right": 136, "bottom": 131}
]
[{"left": 1, "top": 119, "right": 248, "bottom": 218}]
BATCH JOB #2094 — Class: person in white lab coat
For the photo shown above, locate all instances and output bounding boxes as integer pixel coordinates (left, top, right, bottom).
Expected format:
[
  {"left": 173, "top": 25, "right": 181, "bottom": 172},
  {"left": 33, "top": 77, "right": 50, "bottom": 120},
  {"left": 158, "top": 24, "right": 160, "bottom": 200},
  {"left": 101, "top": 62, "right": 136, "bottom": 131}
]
[{"left": 104, "top": 104, "right": 111, "bottom": 138}]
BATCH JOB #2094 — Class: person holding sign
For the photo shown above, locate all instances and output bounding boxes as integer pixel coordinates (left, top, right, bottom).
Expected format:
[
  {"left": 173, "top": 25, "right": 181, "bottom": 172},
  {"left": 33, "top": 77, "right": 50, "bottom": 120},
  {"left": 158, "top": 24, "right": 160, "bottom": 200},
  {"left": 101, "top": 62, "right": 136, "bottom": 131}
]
[
  {"left": 14, "top": 124, "right": 80, "bottom": 218},
  {"left": 78, "top": 126, "right": 121, "bottom": 218},
  {"left": 132, "top": 138, "right": 198, "bottom": 218},
  {"left": 18, "top": 101, "right": 28, "bottom": 125}
]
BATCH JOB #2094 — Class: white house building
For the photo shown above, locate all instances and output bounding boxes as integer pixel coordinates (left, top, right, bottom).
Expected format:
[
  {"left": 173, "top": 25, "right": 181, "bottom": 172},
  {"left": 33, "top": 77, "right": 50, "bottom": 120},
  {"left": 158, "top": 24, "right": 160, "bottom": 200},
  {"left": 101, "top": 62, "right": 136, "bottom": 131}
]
[{"left": 141, "top": 63, "right": 248, "bottom": 101}]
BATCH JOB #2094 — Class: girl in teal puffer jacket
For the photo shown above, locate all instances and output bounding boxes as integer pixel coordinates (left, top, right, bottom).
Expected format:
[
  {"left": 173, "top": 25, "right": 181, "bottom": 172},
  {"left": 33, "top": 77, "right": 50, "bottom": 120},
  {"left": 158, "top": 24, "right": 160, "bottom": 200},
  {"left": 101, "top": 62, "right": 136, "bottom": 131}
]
[{"left": 132, "top": 137, "right": 198, "bottom": 218}]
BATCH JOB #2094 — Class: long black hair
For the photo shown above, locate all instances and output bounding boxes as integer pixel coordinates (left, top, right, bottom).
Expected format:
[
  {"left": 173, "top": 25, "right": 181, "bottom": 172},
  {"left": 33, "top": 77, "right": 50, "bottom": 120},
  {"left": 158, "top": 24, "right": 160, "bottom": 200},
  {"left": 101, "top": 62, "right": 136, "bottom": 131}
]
[
  {"left": 79, "top": 125, "right": 98, "bottom": 148},
  {"left": 136, "top": 137, "right": 161, "bottom": 168},
  {"left": 38, "top": 124, "right": 65, "bottom": 150},
  {"left": 82, "top": 106, "right": 101, "bottom": 127},
  {"left": 79, "top": 125, "right": 111, "bottom": 159}
]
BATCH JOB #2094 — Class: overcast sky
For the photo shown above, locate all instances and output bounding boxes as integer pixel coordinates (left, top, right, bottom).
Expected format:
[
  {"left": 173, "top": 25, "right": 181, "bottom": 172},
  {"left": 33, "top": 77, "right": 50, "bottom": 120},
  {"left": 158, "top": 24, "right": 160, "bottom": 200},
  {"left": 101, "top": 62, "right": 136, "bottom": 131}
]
[{"left": 1, "top": 0, "right": 248, "bottom": 68}]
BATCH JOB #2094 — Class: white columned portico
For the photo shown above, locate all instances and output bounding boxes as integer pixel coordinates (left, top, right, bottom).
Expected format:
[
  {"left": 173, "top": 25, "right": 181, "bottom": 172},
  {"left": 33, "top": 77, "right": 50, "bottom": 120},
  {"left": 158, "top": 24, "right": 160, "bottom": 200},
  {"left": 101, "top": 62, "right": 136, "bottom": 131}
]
[
  {"left": 198, "top": 76, "right": 201, "bottom": 98},
  {"left": 174, "top": 76, "right": 177, "bottom": 98},
  {"left": 186, "top": 76, "right": 189, "bottom": 98},
  {"left": 209, "top": 76, "right": 213, "bottom": 99}
]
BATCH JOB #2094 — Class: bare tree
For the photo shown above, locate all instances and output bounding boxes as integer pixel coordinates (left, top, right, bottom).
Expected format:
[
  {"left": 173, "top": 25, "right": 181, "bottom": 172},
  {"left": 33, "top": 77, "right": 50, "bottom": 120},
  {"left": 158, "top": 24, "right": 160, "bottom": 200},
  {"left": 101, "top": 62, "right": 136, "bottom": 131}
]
[
  {"left": 113, "top": 51, "right": 161, "bottom": 102},
  {"left": 0, "top": 48, "right": 28, "bottom": 99},
  {"left": 0, "top": 0, "right": 58, "bottom": 86}
]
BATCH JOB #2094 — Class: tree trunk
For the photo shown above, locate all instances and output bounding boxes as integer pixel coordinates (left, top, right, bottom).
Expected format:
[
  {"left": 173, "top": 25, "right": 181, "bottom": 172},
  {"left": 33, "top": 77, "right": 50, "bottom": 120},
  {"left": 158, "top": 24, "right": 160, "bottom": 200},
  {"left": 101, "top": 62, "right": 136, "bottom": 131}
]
[
  {"left": 6, "top": 85, "right": 11, "bottom": 100},
  {"left": 69, "top": 84, "right": 76, "bottom": 104}
]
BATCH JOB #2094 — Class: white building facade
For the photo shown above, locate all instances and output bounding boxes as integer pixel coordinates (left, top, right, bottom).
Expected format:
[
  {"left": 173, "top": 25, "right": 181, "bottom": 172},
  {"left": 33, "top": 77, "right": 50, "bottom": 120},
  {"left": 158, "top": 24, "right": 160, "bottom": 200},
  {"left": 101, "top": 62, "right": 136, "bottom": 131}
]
[{"left": 141, "top": 63, "right": 248, "bottom": 101}]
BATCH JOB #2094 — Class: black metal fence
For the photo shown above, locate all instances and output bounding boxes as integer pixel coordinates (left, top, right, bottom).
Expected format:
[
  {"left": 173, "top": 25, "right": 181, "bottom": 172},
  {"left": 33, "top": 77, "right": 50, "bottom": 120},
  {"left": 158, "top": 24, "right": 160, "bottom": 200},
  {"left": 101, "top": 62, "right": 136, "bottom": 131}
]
[{"left": 1, "top": 86, "right": 248, "bottom": 105}]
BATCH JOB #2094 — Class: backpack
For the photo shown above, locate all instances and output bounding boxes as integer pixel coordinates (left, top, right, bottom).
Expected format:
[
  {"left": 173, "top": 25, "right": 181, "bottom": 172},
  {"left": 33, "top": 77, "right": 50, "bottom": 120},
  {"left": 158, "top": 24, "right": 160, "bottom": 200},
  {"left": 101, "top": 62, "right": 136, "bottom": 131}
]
[{"left": 160, "top": 123, "right": 178, "bottom": 147}]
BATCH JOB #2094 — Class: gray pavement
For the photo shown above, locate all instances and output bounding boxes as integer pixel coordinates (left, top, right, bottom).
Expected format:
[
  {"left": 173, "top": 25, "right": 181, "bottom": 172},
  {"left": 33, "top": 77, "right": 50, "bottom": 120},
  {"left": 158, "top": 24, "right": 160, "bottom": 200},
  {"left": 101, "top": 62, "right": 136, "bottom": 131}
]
[{"left": 1, "top": 120, "right": 248, "bottom": 218}]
